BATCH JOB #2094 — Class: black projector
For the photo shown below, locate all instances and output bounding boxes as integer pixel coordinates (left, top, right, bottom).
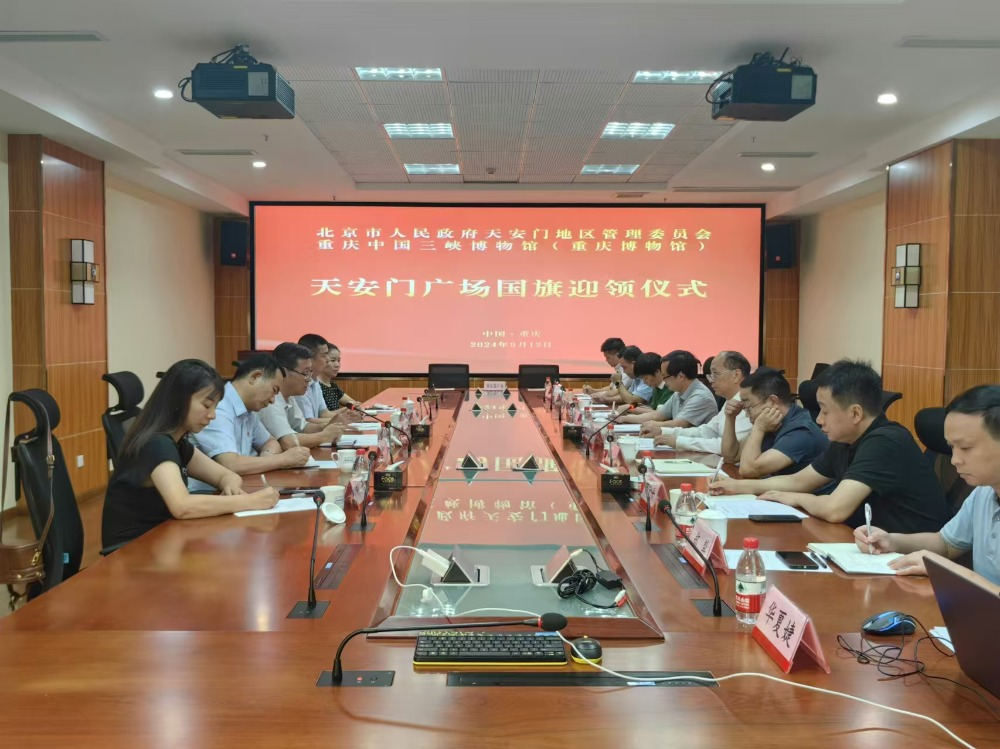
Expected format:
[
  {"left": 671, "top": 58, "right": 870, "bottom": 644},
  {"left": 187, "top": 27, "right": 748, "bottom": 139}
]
[
  {"left": 191, "top": 62, "right": 295, "bottom": 119},
  {"left": 710, "top": 62, "right": 816, "bottom": 122}
]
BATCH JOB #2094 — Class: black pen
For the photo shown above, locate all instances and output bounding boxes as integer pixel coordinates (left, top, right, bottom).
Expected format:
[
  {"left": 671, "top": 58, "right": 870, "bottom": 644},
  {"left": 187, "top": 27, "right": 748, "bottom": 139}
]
[{"left": 809, "top": 551, "right": 828, "bottom": 569}]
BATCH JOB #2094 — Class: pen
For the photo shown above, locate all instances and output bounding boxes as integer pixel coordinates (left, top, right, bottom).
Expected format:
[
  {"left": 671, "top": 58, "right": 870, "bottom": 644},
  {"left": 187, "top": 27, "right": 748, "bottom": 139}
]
[
  {"left": 865, "top": 503, "right": 873, "bottom": 554},
  {"left": 809, "top": 551, "right": 828, "bottom": 569},
  {"left": 260, "top": 473, "right": 268, "bottom": 486},
  {"left": 710, "top": 456, "right": 725, "bottom": 484}
]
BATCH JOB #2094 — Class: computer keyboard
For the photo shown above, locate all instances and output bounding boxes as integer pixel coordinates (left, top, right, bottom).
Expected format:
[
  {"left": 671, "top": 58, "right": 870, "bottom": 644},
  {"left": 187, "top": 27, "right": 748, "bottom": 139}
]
[{"left": 413, "top": 631, "right": 568, "bottom": 666}]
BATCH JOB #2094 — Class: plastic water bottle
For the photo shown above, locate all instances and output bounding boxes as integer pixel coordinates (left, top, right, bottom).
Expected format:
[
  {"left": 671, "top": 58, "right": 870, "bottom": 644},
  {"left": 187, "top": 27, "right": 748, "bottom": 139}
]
[
  {"left": 735, "top": 537, "right": 767, "bottom": 626},
  {"left": 553, "top": 381, "right": 563, "bottom": 407},
  {"left": 673, "top": 482, "right": 698, "bottom": 550},
  {"left": 377, "top": 425, "right": 391, "bottom": 465},
  {"left": 350, "top": 448, "right": 370, "bottom": 507},
  {"left": 544, "top": 376, "right": 552, "bottom": 404},
  {"left": 582, "top": 407, "right": 595, "bottom": 441}
]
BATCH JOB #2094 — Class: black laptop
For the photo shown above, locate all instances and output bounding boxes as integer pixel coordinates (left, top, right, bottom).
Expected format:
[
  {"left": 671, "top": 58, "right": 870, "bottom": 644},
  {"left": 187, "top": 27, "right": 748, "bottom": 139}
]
[{"left": 925, "top": 555, "right": 1000, "bottom": 699}]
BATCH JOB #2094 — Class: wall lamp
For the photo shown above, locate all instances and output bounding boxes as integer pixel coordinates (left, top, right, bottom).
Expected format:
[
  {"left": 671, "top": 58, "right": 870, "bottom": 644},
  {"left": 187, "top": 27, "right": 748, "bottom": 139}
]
[
  {"left": 891, "top": 243, "right": 921, "bottom": 308},
  {"left": 70, "top": 239, "right": 100, "bottom": 305}
]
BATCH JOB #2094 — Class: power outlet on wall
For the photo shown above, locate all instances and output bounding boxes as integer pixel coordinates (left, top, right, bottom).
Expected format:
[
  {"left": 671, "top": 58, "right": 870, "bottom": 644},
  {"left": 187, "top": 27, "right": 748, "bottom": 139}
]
[{"left": 76, "top": 455, "right": 85, "bottom": 468}]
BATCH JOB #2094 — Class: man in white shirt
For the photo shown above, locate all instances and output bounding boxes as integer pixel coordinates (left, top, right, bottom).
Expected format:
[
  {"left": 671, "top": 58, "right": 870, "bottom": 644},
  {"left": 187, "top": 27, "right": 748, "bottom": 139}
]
[
  {"left": 259, "top": 342, "right": 344, "bottom": 449},
  {"left": 295, "top": 333, "right": 339, "bottom": 422},
  {"left": 640, "top": 351, "right": 753, "bottom": 453}
]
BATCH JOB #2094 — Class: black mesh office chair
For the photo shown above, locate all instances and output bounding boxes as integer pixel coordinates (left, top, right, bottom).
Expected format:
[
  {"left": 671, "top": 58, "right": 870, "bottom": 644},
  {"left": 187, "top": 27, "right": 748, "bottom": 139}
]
[
  {"left": 797, "top": 380, "right": 820, "bottom": 422},
  {"left": 517, "top": 364, "right": 559, "bottom": 390},
  {"left": 914, "top": 407, "right": 972, "bottom": 515},
  {"left": 428, "top": 363, "right": 470, "bottom": 390},
  {"left": 810, "top": 363, "right": 831, "bottom": 380},
  {"left": 102, "top": 371, "right": 144, "bottom": 468},
  {"left": 8, "top": 389, "right": 83, "bottom": 601},
  {"left": 881, "top": 390, "right": 903, "bottom": 414}
]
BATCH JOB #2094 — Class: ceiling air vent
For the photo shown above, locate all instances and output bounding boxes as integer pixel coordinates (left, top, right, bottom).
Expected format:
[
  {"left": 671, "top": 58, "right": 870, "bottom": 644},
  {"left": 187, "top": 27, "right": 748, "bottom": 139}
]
[
  {"left": 671, "top": 186, "right": 797, "bottom": 193},
  {"left": 176, "top": 149, "right": 259, "bottom": 156},
  {"left": 615, "top": 192, "right": 648, "bottom": 199},
  {"left": 739, "top": 152, "right": 816, "bottom": 159},
  {"left": 900, "top": 37, "right": 1000, "bottom": 49},
  {"left": 0, "top": 31, "right": 107, "bottom": 42}
]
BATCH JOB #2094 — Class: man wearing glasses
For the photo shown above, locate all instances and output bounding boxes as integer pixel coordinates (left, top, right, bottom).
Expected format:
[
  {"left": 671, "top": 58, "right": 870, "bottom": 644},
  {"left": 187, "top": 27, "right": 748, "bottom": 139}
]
[
  {"left": 259, "top": 342, "right": 345, "bottom": 450},
  {"left": 640, "top": 351, "right": 754, "bottom": 453},
  {"left": 721, "top": 367, "right": 827, "bottom": 477}
]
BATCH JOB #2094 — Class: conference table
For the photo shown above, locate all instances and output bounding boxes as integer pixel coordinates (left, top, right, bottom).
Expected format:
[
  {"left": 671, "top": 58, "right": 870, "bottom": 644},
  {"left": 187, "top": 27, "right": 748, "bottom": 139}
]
[{"left": 1, "top": 388, "right": 996, "bottom": 749}]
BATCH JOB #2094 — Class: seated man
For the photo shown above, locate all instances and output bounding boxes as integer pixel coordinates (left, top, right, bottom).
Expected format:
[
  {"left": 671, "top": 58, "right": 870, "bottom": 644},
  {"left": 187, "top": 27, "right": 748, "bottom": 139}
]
[
  {"left": 584, "top": 337, "right": 630, "bottom": 399},
  {"left": 259, "top": 342, "right": 345, "bottom": 449},
  {"left": 711, "top": 359, "right": 950, "bottom": 532},
  {"left": 189, "top": 354, "right": 311, "bottom": 490},
  {"left": 641, "top": 350, "right": 753, "bottom": 453},
  {"left": 296, "top": 333, "right": 339, "bottom": 422},
  {"left": 623, "top": 351, "right": 716, "bottom": 427},
  {"left": 722, "top": 367, "right": 828, "bottom": 477},
  {"left": 593, "top": 345, "right": 652, "bottom": 406},
  {"left": 616, "top": 352, "right": 671, "bottom": 419},
  {"left": 854, "top": 385, "right": 1000, "bottom": 584}
]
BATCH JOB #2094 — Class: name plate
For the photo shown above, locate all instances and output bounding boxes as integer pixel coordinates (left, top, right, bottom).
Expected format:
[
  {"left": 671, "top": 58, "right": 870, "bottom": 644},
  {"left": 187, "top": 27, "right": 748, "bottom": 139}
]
[
  {"left": 679, "top": 519, "right": 727, "bottom": 575},
  {"left": 601, "top": 468, "right": 629, "bottom": 494},
  {"left": 411, "top": 423, "right": 431, "bottom": 439},
  {"left": 373, "top": 465, "right": 405, "bottom": 492},
  {"left": 751, "top": 586, "right": 830, "bottom": 674},
  {"left": 562, "top": 423, "right": 582, "bottom": 441},
  {"left": 484, "top": 380, "right": 506, "bottom": 391}
]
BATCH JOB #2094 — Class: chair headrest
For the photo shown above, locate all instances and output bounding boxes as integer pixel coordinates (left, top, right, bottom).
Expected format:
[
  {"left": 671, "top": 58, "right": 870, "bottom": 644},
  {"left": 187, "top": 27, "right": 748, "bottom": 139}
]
[
  {"left": 102, "top": 371, "right": 144, "bottom": 411},
  {"left": 914, "top": 407, "right": 950, "bottom": 455},
  {"left": 11, "top": 388, "right": 61, "bottom": 434}
]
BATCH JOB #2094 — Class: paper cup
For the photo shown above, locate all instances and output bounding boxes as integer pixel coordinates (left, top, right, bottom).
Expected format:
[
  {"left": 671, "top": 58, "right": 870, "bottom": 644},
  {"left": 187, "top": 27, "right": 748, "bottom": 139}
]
[
  {"left": 668, "top": 488, "right": 682, "bottom": 514},
  {"left": 617, "top": 437, "right": 639, "bottom": 463},
  {"left": 698, "top": 509, "right": 728, "bottom": 545},
  {"left": 321, "top": 485, "right": 346, "bottom": 508},
  {"left": 337, "top": 449, "right": 356, "bottom": 470}
]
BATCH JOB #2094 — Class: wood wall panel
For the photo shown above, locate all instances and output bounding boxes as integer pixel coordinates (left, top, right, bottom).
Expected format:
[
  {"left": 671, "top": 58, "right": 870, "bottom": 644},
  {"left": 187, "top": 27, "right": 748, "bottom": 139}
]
[
  {"left": 761, "top": 265, "right": 799, "bottom": 388},
  {"left": 58, "top": 430, "right": 110, "bottom": 500},
  {"left": 880, "top": 364, "right": 944, "bottom": 434},
  {"left": 945, "top": 370, "right": 1000, "bottom": 402},
  {"left": 949, "top": 216, "right": 1000, "bottom": 293},
  {"left": 885, "top": 142, "right": 954, "bottom": 231},
  {"left": 10, "top": 290, "right": 44, "bottom": 367},
  {"left": 954, "top": 140, "right": 1000, "bottom": 216},
  {"left": 885, "top": 219, "right": 950, "bottom": 296},
  {"left": 9, "top": 211, "right": 41, "bottom": 289},
  {"left": 881, "top": 291, "right": 948, "bottom": 370},
  {"left": 7, "top": 135, "right": 42, "bottom": 212},
  {"left": 947, "top": 293, "right": 1000, "bottom": 371},
  {"left": 213, "top": 219, "right": 250, "bottom": 375}
]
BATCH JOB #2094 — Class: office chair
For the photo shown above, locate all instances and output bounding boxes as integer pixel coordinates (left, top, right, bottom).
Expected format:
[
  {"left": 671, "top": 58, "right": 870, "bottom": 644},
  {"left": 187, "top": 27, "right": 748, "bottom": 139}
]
[
  {"left": 8, "top": 389, "right": 83, "bottom": 601},
  {"left": 427, "top": 363, "right": 470, "bottom": 390},
  {"left": 102, "top": 371, "right": 144, "bottom": 468},
  {"left": 797, "top": 380, "right": 820, "bottom": 423},
  {"left": 880, "top": 390, "right": 903, "bottom": 414},
  {"left": 517, "top": 364, "right": 559, "bottom": 390},
  {"left": 810, "top": 363, "right": 831, "bottom": 380},
  {"left": 914, "top": 407, "right": 972, "bottom": 515}
]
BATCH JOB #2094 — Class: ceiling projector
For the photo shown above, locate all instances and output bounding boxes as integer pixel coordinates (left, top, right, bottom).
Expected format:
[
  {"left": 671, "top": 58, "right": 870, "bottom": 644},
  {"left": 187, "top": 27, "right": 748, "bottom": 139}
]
[
  {"left": 181, "top": 44, "right": 295, "bottom": 120},
  {"left": 708, "top": 50, "right": 816, "bottom": 122}
]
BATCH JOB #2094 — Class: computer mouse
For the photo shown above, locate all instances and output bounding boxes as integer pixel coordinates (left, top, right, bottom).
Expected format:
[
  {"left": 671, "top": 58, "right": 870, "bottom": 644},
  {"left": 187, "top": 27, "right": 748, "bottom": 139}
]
[
  {"left": 861, "top": 611, "right": 916, "bottom": 636},
  {"left": 570, "top": 636, "right": 603, "bottom": 664}
]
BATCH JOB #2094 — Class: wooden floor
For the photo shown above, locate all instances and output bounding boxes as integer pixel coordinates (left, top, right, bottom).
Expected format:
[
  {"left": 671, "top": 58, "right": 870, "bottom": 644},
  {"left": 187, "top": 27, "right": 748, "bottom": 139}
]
[{"left": 0, "top": 495, "right": 104, "bottom": 620}]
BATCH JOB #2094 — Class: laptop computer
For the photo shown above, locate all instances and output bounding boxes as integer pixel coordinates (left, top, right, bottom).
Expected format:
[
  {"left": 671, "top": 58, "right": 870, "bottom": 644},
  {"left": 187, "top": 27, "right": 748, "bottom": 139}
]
[{"left": 925, "top": 555, "right": 1000, "bottom": 699}]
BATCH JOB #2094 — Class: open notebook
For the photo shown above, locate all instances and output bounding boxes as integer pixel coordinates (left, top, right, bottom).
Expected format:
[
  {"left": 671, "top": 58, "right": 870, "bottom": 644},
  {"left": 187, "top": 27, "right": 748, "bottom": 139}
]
[{"left": 806, "top": 543, "right": 902, "bottom": 575}]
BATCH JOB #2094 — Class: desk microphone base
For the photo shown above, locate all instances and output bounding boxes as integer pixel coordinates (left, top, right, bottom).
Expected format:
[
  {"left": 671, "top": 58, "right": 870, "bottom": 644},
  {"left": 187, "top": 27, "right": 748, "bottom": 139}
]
[
  {"left": 317, "top": 670, "right": 395, "bottom": 687},
  {"left": 287, "top": 601, "right": 330, "bottom": 619},
  {"left": 632, "top": 520, "right": 661, "bottom": 532},
  {"left": 691, "top": 599, "right": 735, "bottom": 617},
  {"left": 349, "top": 521, "right": 376, "bottom": 532}
]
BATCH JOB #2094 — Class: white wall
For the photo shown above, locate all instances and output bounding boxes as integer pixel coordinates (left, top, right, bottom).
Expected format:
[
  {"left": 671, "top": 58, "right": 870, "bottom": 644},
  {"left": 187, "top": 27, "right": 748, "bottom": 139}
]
[
  {"left": 106, "top": 177, "right": 215, "bottom": 401},
  {"left": 798, "top": 191, "right": 886, "bottom": 380}
]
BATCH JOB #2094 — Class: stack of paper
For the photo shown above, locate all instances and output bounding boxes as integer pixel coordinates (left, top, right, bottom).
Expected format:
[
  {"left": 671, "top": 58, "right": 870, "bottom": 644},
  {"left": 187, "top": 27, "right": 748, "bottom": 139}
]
[
  {"left": 702, "top": 496, "right": 807, "bottom": 519},
  {"left": 806, "top": 543, "right": 902, "bottom": 575},
  {"left": 652, "top": 458, "right": 717, "bottom": 476},
  {"left": 337, "top": 434, "right": 379, "bottom": 448},
  {"left": 234, "top": 496, "right": 317, "bottom": 517}
]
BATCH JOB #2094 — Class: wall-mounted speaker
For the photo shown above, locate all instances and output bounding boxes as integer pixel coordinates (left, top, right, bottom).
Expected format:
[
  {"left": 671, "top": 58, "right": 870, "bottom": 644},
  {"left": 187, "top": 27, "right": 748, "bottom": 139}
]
[
  {"left": 220, "top": 220, "right": 248, "bottom": 267},
  {"left": 764, "top": 222, "right": 797, "bottom": 270}
]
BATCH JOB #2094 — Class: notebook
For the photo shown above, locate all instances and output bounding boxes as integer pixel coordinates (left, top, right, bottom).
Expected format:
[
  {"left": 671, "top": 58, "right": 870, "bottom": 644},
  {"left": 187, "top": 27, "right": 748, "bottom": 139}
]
[
  {"left": 703, "top": 497, "right": 807, "bottom": 519},
  {"left": 926, "top": 555, "right": 1000, "bottom": 699},
  {"left": 805, "top": 543, "right": 901, "bottom": 575},
  {"left": 651, "top": 458, "right": 716, "bottom": 475}
]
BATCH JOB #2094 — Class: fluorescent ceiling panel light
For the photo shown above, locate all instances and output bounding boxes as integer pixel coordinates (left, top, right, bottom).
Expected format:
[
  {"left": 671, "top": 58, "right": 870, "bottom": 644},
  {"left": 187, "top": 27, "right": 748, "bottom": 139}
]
[
  {"left": 601, "top": 122, "right": 675, "bottom": 139},
  {"left": 384, "top": 123, "right": 454, "bottom": 139},
  {"left": 405, "top": 163, "right": 460, "bottom": 174},
  {"left": 633, "top": 70, "right": 723, "bottom": 84},
  {"left": 581, "top": 164, "right": 639, "bottom": 175},
  {"left": 356, "top": 67, "right": 443, "bottom": 81}
]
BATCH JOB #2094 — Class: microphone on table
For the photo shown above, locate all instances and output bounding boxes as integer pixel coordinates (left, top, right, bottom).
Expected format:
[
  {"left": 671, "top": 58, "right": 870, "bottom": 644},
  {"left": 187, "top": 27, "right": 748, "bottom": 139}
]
[
  {"left": 359, "top": 450, "right": 378, "bottom": 529},
  {"left": 638, "top": 462, "right": 652, "bottom": 532},
  {"left": 287, "top": 490, "right": 330, "bottom": 619},
  {"left": 330, "top": 612, "right": 569, "bottom": 685},
  {"left": 585, "top": 404, "right": 636, "bottom": 459},
  {"left": 345, "top": 403, "right": 411, "bottom": 456},
  {"left": 660, "top": 505, "right": 724, "bottom": 618}
]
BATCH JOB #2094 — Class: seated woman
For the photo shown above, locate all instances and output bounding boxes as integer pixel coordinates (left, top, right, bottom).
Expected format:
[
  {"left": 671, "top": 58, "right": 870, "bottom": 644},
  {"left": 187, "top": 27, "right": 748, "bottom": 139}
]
[
  {"left": 317, "top": 343, "right": 359, "bottom": 411},
  {"left": 101, "top": 359, "right": 279, "bottom": 550}
]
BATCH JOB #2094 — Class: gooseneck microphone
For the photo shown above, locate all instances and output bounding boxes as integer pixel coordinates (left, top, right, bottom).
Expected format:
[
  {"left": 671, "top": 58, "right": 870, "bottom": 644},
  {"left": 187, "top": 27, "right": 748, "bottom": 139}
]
[
  {"left": 585, "top": 404, "right": 636, "bottom": 459},
  {"left": 359, "top": 450, "right": 378, "bottom": 529},
  {"left": 331, "top": 613, "right": 568, "bottom": 684},
  {"left": 287, "top": 491, "right": 330, "bottom": 619},
  {"left": 346, "top": 403, "right": 412, "bottom": 456},
  {"left": 638, "top": 463, "right": 652, "bottom": 532},
  {"left": 660, "top": 507, "right": 724, "bottom": 617}
]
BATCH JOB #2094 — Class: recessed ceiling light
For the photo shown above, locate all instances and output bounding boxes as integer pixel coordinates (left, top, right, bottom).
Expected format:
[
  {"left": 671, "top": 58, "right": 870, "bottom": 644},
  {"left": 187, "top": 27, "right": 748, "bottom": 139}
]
[
  {"left": 633, "top": 70, "right": 723, "bottom": 84},
  {"left": 384, "top": 123, "right": 454, "bottom": 139},
  {"left": 252, "top": 160, "right": 267, "bottom": 168},
  {"left": 581, "top": 164, "right": 640, "bottom": 175},
  {"left": 601, "top": 122, "right": 675, "bottom": 140},
  {"left": 405, "top": 163, "right": 460, "bottom": 175},
  {"left": 153, "top": 88, "right": 174, "bottom": 99},
  {"left": 877, "top": 93, "right": 898, "bottom": 105},
  {"left": 761, "top": 163, "right": 776, "bottom": 172},
  {"left": 356, "top": 67, "right": 442, "bottom": 81}
]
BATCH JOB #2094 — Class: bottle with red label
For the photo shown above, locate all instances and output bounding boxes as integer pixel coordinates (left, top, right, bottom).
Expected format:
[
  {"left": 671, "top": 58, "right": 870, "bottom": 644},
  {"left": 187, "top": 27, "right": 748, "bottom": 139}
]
[
  {"left": 673, "top": 482, "right": 698, "bottom": 549},
  {"left": 735, "top": 537, "right": 767, "bottom": 626}
]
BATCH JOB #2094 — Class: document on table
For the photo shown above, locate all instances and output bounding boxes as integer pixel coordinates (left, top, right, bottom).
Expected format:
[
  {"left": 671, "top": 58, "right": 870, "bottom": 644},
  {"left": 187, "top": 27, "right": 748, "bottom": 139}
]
[
  {"left": 702, "top": 496, "right": 808, "bottom": 519},
  {"left": 929, "top": 627, "right": 953, "bottom": 652},
  {"left": 349, "top": 423, "right": 383, "bottom": 432},
  {"left": 806, "top": 543, "right": 902, "bottom": 575},
  {"left": 723, "top": 549, "right": 832, "bottom": 574},
  {"left": 311, "top": 460, "right": 339, "bottom": 469},
  {"left": 612, "top": 424, "right": 643, "bottom": 434},
  {"left": 652, "top": 458, "right": 717, "bottom": 475},
  {"left": 234, "top": 496, "right": 317, "bottom": 517},
  {"left": 337, "top": 434, "right": 379, "bottom": 448}
]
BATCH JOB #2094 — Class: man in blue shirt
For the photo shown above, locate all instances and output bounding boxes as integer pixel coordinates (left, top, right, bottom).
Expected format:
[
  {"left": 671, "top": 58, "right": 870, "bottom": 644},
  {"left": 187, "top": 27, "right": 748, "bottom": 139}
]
[
  {"left": 856, "top": 385, "right": 1000, "bottom": 585},
  {"left": 593, "top": 345, "right": 653, "bottom": 406},
  {"left": 722, "top": 367, "right": 828, "bottom": 477}
]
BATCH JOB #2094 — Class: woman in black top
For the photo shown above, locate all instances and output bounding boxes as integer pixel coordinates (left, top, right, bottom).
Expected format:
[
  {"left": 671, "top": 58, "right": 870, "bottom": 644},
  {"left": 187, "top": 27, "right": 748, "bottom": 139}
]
[
  {"left": 317, "top": 344, "right": 359, "bottom": 411},
  {"left": 101, "top": 359, "right": 279, "bottom": 549}
]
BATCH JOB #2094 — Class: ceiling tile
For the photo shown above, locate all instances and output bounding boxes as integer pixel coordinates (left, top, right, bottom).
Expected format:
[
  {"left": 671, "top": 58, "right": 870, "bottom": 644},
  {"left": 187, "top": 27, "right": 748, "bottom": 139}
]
[
  {"left": 449, "top": 82, "right": 537, "bottom": 107},
  {"left": 446, "top": 69, "right": 538, "bottom": 83},
  {"left": 668, "top": 123, "right": 733, "bottom": 140},
  {"left": 369, "top": 105, "right": 453, "bottom": 124},
  {"left": 452, "top": 105, "right": 532, "bottom": 124},
  {"left": 539, "top": 70, "right": 633, "bottom": 84},
  {"left": 536, "top": 83, "right": 626, "bottom": 108},
  {"left": 407, "top": 174, "right": 465, "bottom": 183},
  {"left": 278, "top": 66, "right": 356, "bottom": 81},
  {"left": 518, "top": 174, "right": 576, "bottom": 183},
  {"left": 619, "top": 85, "right": 708, "bottom": 107},
  {"left": 524, "top": 137, "right": 596, "bottom": 152},
  {"left": 360, "top": 81, "right": 449, "bottom": 105}
]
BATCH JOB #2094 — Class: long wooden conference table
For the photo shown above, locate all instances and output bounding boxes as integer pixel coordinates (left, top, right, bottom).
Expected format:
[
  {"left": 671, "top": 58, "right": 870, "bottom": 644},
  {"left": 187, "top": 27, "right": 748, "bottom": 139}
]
[{"left": 1, "top": 388, "right": 996, "bottom": 748}]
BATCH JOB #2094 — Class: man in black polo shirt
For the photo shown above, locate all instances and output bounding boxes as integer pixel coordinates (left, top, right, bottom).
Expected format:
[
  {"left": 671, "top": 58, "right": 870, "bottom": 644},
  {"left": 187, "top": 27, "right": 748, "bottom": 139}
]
[{"left": 712, "top": 359, "right": 950, "bottom": 533}]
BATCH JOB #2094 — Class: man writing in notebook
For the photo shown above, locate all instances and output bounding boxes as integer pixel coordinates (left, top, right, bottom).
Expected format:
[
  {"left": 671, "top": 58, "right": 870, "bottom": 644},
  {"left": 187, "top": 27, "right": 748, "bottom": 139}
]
[
  {"left": 711, "top": 359, "right": 949, "bottom": 533},
  {"left": 855, "top": 385, "right": 1000, "bottom": 585}
]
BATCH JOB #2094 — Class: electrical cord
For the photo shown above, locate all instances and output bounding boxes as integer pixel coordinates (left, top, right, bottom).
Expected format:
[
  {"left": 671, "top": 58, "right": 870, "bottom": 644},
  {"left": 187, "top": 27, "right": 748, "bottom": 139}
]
[
  {"left": 388, "top": 545, "right": 448, "bottom": 612},
  {"left": 177, "top": 44, "right": 262, "bottom": 102},
  {"left": 555, "top": 550, "right": 626, "bottom": 609}
]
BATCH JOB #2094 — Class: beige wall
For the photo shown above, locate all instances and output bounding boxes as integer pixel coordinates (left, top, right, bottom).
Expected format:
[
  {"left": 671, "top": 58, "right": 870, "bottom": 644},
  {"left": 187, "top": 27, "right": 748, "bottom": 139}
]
[
  {"left": 106, "top": 177, "right": 215, "bottom": 402},
  {"left": 798, "top": 190, "right": 886, "bottom": 380}
]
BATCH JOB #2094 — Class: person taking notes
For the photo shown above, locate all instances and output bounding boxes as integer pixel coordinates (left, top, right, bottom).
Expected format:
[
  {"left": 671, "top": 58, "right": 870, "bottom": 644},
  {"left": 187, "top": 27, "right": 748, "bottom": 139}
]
[{"left": 259, "top": 342, "right": 345, "bottom": 449}]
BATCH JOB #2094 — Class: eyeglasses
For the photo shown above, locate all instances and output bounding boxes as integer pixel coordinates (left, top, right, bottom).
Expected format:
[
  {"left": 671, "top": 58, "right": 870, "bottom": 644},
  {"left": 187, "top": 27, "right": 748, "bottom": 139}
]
[
  {"left": 707, "top": 369, "right": 733, "bottom": 382},
  {"left": 290, "top": 368, "right": 313, "bottom": 380},
  {"left": 742, "top": 399, "right": 766, "bottom": 412}
]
